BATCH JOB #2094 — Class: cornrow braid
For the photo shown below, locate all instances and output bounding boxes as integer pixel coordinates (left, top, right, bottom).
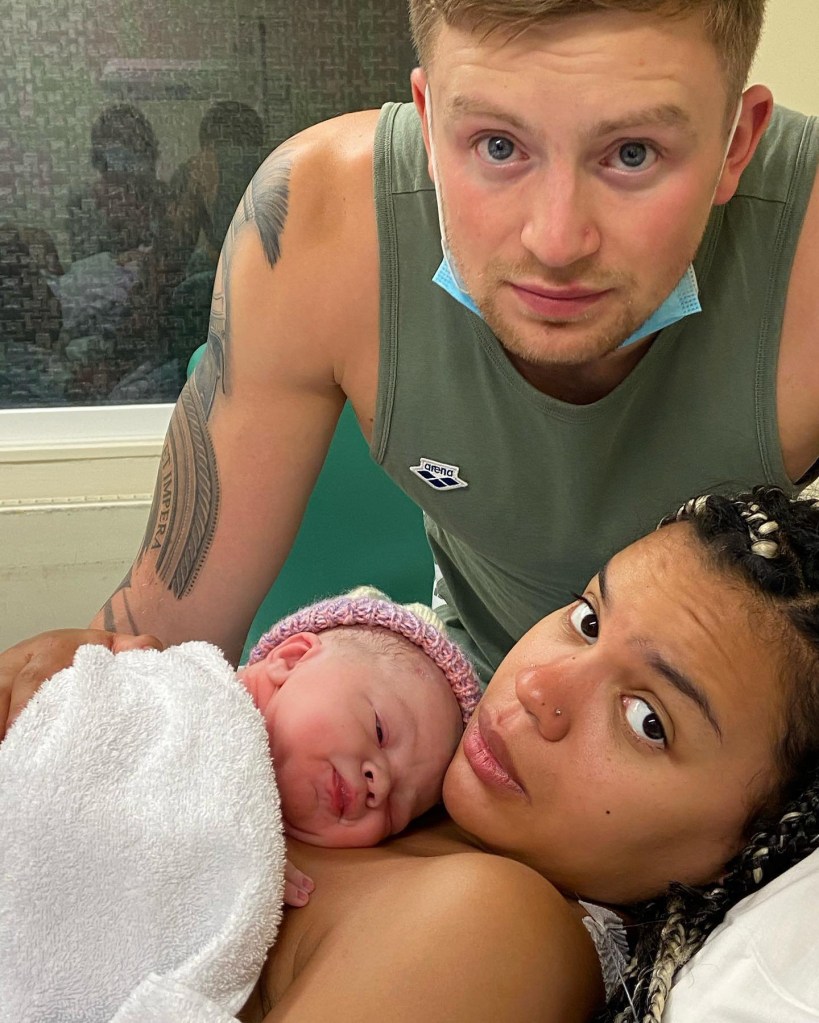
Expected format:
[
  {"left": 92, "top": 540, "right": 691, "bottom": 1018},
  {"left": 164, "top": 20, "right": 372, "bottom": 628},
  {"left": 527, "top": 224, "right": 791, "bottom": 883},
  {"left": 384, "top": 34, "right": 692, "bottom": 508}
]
[{"left": 605, "top": 486, "right": 819, "bottom": 1022}]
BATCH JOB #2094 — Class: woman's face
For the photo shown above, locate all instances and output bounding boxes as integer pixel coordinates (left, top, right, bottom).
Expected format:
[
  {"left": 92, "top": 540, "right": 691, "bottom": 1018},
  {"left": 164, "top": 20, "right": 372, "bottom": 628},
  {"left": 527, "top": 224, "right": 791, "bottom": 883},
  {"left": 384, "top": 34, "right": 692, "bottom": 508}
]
[{"left": 443, "top": 524, "right": 787, "bottom": 904}]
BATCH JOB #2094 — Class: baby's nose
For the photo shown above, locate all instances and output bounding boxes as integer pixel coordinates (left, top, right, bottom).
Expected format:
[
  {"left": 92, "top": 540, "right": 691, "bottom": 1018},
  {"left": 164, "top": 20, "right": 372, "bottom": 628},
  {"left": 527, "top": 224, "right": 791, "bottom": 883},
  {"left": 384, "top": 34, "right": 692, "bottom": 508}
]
[{"left": 362, "top": 760, "right": 391, "bottom": 808}]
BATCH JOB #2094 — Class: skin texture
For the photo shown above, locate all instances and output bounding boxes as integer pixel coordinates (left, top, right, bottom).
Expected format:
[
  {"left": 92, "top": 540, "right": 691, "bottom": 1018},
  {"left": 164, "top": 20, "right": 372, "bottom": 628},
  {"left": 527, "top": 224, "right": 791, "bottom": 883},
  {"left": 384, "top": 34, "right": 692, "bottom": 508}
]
[
  {"left": 238, "top": 630, "right": 463, "bottom": 846},
  {"left": 2, "top": 10, "right": 819, "bottom": 748},
  {"left": 235, "top": 523, "right": 786, "bottom": 1022}
]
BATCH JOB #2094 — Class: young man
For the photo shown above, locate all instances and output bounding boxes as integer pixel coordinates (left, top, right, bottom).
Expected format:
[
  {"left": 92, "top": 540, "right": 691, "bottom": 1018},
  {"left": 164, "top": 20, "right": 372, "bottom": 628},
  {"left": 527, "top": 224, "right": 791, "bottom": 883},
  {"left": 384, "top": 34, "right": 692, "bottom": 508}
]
[{"left": 2, "top": 1, "right": 818, "bottom": 725}]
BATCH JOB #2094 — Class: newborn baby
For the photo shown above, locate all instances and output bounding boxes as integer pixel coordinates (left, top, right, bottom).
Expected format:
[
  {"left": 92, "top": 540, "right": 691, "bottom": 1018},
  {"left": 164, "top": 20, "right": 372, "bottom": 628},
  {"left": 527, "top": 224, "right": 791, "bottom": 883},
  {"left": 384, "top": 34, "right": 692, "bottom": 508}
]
[
  {"left": 238, "top": 587, "right": 482, "bottom": 904},
  {"left": 0, "top": 588, "right": 480, "bottom": 1022}
]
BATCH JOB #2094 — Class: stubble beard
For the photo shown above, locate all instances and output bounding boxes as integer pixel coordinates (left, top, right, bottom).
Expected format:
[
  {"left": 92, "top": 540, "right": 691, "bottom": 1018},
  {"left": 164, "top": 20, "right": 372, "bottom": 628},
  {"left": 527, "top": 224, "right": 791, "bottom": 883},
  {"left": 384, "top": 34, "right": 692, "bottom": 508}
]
[
  {"left": 475, "top": 256, "right": 696, "bottom": 369},
  {"left": 449, "top": 239, "right": 698, "bottom": 369},
  {"left": 479, "top": 282, "right": 638, "bottom": 368}
]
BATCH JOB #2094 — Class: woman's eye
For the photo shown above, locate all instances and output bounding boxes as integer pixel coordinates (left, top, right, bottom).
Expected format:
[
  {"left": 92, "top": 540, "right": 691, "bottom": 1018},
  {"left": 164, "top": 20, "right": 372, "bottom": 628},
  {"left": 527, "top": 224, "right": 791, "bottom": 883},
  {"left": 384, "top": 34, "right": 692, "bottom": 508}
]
[
  {"left": 623, "top": 696, "right": 667, "bottom": 748},
  {"left": 477, "top": 135, "right": 517, "bottom": 162},
  {"left": 608, "top": 140, "right": 658, "bottom": 172},
  {"left": 569, "top": 599, "right": 599, "bottom": 644},
  {"left": 375, "top": 715, "right": 385, "bottom": 746}
]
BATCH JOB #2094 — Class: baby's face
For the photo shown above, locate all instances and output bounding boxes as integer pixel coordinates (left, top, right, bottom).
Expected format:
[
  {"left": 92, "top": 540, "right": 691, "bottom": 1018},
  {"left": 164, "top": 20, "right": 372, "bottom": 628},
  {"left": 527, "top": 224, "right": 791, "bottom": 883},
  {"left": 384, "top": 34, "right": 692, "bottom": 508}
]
[{"left": 241, "top": 634, "right": 464, "bottom": 846}]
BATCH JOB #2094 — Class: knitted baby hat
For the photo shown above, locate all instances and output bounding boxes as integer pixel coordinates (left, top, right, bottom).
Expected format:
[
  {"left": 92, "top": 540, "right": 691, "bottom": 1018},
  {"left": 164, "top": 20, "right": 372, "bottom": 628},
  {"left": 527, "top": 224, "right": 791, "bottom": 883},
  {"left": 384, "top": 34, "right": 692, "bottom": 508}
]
[{"left": 247, "top": 587, "right": 481, "bottom": 725}]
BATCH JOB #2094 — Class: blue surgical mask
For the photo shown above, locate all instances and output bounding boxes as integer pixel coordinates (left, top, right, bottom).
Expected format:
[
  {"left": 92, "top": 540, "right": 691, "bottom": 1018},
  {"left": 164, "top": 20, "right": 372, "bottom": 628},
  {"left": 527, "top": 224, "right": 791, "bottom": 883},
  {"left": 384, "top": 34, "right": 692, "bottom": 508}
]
[
  {"left": 425, "top": 87, "right": 742, "bottom": 349},
  {"left": 433, "top": 255, "right": 701, "bottom": 347}
]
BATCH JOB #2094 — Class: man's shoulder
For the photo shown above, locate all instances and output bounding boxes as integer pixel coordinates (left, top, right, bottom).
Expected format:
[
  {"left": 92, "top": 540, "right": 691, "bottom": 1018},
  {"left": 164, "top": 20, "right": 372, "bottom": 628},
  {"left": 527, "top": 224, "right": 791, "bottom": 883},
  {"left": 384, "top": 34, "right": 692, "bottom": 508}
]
[
  {"left": 227, "top": 108, "right": 384, "bottom": 385},
  {"left": 275, "top": 108, "right": 383, "bottom": 210},
  {"left": 239, "top": 108, "right": 382, "bottom": 273}
]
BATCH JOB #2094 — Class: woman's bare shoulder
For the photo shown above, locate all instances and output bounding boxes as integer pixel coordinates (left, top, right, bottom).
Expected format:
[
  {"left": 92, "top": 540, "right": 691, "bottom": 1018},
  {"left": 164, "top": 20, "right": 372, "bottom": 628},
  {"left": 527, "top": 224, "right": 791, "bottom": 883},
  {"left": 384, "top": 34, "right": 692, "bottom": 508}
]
[
  {"left": 264, "top": 850, "right": 603, "bottom": 1023},
  {"left": 404, "top": 851, "right": 603, "bottom": 973}
]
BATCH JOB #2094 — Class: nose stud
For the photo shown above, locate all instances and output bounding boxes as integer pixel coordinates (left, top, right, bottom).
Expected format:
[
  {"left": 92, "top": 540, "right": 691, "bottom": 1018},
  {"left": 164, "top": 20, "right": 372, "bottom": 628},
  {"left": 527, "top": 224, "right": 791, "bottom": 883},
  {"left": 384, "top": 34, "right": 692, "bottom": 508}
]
[{"left": 554, "top": 708, "right": 563, "bottom": 717}]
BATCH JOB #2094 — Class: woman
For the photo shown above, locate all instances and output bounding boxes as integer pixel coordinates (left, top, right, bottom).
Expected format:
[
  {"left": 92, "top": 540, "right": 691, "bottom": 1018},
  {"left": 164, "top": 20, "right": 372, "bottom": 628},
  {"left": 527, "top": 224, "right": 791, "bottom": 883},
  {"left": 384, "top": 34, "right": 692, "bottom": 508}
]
[{"left": 238, "top": 486, "right": 819, "bottom": 1022}]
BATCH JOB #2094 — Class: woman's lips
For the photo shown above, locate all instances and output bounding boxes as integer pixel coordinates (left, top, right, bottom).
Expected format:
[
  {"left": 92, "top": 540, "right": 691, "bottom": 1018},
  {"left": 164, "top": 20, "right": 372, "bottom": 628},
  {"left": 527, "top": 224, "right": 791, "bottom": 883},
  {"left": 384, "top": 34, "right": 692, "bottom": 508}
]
[{"left": 462, "top": 709, "right": 527, "bottom": 797}]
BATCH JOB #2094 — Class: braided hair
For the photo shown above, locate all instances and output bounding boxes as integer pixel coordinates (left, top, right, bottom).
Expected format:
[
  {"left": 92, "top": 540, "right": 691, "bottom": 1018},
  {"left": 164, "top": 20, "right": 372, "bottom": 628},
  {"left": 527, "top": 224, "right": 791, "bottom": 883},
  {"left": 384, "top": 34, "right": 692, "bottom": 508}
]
[{"left": 607, "top": 486, "right": 819, "bottom": 1022}]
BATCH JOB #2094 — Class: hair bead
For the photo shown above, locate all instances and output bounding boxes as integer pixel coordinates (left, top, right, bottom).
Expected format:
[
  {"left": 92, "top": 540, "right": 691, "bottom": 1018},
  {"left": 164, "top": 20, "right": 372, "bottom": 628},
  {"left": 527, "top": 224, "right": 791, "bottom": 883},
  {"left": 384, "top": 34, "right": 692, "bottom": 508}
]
[{"left": 758, "top": 521, "right": 779, "bottom": 535}]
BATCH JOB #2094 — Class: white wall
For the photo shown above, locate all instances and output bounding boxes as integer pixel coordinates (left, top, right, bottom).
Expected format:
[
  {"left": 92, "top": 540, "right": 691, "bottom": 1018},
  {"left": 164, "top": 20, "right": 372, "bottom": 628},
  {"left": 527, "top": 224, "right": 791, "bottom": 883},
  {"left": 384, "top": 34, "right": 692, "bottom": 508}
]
[
  {"left": 0, "top": 408, "right": 169, "bottom": 647},
  {"left": 752, "top": 0, "right": 819, "bottom": 114}
]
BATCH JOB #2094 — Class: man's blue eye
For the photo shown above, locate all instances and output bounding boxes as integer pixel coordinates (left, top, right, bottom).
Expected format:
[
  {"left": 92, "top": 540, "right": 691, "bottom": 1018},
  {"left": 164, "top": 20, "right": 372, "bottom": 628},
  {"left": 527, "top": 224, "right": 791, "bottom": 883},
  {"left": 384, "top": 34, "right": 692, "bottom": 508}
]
[
  {"left": 618, "top": 142, "right": 648, "bottom": 167},
  {"left": 485, "top": 136, "right": 515, "bottom": 161}
]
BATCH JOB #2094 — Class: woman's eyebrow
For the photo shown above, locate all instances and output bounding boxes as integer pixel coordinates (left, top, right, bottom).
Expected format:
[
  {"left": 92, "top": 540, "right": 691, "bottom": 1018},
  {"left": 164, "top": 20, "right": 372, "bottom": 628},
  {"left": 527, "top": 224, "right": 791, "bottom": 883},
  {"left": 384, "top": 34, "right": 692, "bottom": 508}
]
[
  {"left": 644, "top": 650, "right": 723, "bottom": 741},
  {"left": 597, "top": 561, "right": 723, "bottom": 740}
]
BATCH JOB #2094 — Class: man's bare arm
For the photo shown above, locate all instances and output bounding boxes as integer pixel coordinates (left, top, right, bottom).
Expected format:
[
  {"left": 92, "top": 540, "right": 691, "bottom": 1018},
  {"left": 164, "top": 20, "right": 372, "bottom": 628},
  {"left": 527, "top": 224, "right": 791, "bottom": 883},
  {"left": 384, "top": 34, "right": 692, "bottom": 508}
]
[
  {"left": 91, "top": 112, "right": 382, "bottom": 662},
  {"left": 0, "top": 110, "right": 379, "bottom": 729}
]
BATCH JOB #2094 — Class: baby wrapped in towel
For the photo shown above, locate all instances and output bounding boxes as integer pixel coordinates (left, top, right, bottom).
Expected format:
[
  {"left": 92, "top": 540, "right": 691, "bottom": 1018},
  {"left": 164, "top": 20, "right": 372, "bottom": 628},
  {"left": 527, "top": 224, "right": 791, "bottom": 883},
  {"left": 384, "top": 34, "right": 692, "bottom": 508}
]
[{"left": 0, "top": 589, "right": 480, "bottom": 1023}]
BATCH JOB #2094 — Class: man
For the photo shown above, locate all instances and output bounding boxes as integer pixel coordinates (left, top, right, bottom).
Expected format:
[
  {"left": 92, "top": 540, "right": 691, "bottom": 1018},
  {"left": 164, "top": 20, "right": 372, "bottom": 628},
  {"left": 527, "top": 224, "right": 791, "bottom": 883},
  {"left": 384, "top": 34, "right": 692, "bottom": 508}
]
[{"left": 2, "top": 0, "right": 818, "bottom": 729}]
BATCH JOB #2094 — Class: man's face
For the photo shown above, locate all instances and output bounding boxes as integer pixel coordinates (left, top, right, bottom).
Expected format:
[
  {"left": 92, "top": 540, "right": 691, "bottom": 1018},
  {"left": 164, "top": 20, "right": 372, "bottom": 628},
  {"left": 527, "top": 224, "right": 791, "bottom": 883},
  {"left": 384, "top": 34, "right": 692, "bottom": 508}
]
[{"left": 416, "top": 10, "right": 739, "bottom": 368}]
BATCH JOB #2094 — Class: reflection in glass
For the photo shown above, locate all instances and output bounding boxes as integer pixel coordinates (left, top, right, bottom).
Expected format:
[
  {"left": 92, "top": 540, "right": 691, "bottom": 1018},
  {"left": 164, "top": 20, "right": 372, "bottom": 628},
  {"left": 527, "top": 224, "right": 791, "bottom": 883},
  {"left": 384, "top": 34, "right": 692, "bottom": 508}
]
[{"left": 1, "top": 0, "right": 414, "bottom": 409}]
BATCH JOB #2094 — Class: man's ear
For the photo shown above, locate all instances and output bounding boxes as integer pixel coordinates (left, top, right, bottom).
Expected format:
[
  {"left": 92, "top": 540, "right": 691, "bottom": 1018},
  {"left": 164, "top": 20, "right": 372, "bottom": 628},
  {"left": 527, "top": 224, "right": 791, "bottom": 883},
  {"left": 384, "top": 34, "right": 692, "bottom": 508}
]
[
  {"left": 410, "top": 67, "right": 434, "bottom": 181},
  {"left": 713, "top": 84, "right": 774, "bottom": 205}
]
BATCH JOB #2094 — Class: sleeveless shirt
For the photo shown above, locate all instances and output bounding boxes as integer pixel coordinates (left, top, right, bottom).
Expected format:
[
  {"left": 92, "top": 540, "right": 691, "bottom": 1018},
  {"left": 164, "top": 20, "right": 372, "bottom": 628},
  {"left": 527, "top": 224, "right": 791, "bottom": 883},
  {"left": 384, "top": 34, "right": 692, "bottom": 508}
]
[{"left": 371, "top": 101, "right": 819, "bottom": 680}]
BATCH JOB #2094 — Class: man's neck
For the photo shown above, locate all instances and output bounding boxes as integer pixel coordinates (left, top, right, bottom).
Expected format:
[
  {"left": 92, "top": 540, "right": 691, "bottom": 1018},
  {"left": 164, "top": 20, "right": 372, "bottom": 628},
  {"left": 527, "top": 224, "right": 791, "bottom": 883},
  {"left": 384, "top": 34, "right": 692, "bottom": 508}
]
[{"left": 506, "top": 334, "right": 656, "bottom": 405}]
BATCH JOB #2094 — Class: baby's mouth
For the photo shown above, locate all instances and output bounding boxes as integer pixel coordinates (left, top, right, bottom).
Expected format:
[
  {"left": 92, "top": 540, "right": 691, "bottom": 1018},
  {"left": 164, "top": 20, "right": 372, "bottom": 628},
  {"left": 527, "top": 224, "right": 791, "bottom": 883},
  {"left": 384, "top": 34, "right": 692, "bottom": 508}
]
[{"left": 330, "top": 769, "right": 351, "bottom": 818}]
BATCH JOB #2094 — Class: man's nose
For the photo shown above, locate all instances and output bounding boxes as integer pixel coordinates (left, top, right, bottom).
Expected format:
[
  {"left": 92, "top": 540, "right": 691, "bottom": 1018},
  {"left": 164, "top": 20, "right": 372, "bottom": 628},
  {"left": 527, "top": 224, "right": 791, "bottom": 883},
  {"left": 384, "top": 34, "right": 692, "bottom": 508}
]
[
  {"left": 514, "top": 661, "right": 588, "bottom": 741},
  {"left": 520, "top": 169, "right": 600, "bottom": 270}
]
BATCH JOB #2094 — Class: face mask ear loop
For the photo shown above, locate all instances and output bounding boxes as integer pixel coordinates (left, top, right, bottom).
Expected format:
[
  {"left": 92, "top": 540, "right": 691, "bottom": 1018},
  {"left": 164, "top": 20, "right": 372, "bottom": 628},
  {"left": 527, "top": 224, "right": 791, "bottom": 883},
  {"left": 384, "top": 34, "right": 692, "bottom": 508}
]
[
  {"left": 726, "top": 97, "right": 744, "bottom": 155},
  {"left": 712, "top": 97, "right": 744, "bottom": 201},
  {"left": 425, "top": 85, "right": 451, "bottom": 258}
]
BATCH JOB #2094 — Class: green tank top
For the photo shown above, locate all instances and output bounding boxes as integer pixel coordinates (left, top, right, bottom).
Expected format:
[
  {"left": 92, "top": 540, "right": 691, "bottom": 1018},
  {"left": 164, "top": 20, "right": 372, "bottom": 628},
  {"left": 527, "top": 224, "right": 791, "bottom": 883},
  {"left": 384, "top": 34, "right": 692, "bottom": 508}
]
[{"left": 371, "top": 101, "right": 819, "bottom": 681}]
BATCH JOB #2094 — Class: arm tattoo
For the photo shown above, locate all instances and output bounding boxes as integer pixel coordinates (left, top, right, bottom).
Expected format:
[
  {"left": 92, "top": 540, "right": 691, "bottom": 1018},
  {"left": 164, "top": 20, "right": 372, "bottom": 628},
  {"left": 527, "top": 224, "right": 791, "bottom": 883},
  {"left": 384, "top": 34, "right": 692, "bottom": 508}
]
[
  {"left": 100, "top": 147, "right": 294, "bottom": 628},
  {"left": 103, "top": 566, "right": 136, "bottom": 632},
  {"left": 233, "top": 152, "right": 293, "bottom": 270},
  {"left": 145, "top": 383, "right": 221, "bottom": 598}
]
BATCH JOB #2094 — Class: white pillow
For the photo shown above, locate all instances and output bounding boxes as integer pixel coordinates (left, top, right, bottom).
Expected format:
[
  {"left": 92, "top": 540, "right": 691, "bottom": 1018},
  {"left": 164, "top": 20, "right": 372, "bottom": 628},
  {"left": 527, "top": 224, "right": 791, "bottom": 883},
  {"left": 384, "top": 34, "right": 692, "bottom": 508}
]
[{"left": 664, "top": 848, "right": 819, "bottom": 1021}]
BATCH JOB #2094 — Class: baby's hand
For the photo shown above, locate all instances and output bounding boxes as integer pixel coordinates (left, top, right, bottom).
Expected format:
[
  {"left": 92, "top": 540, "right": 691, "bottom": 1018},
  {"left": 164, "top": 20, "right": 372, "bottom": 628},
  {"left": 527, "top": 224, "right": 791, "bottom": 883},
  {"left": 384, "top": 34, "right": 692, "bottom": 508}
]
[{"left": 284, "top": 859, "right": 315, "bottom": 907}]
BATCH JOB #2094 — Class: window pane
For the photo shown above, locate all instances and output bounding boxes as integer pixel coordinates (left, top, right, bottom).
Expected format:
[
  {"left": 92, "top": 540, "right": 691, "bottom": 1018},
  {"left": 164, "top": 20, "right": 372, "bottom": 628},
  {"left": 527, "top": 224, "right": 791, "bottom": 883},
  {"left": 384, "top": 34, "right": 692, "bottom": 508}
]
[{"left": 1, "top": 0, "right": 415, "bottom": 408}]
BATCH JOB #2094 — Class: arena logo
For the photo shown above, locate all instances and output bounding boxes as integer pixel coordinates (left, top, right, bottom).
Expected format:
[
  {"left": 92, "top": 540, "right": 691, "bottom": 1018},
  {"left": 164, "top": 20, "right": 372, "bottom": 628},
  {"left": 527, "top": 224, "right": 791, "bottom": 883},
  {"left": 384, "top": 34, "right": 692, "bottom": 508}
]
[{"left": 410, "top": 458, "right": 469, "bottom": 491}]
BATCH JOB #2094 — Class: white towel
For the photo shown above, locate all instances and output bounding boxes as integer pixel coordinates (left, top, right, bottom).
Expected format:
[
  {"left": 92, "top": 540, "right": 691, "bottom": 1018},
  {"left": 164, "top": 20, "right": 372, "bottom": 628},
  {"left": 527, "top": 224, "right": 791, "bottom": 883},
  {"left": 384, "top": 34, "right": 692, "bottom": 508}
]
[{"left": 0, "top": 641, "right": 285, "bottom": 1023}]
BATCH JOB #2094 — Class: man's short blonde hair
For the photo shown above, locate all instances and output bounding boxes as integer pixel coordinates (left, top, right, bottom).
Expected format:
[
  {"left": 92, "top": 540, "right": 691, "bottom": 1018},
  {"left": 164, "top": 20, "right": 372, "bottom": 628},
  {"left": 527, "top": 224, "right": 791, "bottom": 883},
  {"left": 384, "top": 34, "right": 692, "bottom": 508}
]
[{"left": 408, "top": 0, "right": 766, "bottom": 104}]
